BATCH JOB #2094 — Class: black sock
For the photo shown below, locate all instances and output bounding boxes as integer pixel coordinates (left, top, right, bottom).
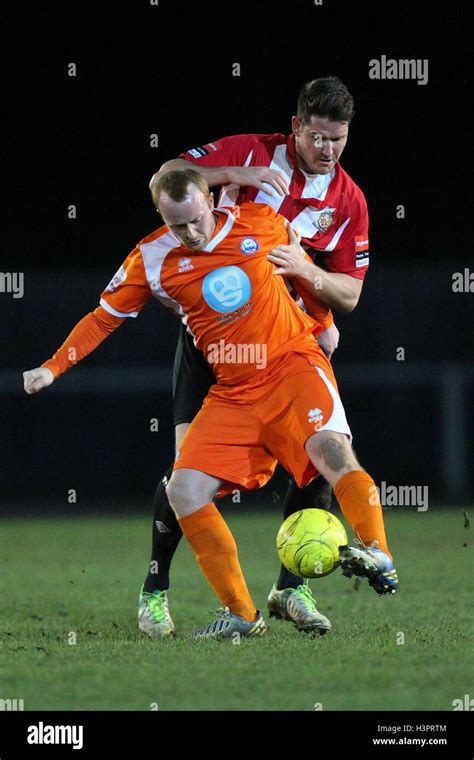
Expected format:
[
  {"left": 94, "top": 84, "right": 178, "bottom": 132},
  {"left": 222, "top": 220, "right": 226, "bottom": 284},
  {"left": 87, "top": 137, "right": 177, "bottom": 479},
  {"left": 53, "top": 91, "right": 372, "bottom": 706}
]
[
  {"left": 143, "top": 466, "right": 183, "bottom": 593},
  {"left": 276, "top": 476, "right": 333, "bottom": 590}
]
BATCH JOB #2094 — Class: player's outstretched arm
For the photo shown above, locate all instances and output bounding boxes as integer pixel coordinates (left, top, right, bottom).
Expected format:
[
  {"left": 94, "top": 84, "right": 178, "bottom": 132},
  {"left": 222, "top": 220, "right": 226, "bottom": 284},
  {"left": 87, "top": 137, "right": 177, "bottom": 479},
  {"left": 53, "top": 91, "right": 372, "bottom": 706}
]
[
  {"left": 22, "top": 307, "right": 125, "bottom": 395},
  {"left": 23, "top": 367, "right": 55, "bottom": 394},
  {"left": 150, "top": 159, "right": 289, "bottom": 196}
]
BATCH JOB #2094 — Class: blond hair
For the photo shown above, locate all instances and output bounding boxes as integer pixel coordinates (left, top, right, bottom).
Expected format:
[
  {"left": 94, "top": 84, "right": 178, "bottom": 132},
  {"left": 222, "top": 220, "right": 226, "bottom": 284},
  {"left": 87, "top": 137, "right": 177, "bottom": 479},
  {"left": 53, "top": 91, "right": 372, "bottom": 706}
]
[{"left": 151, "top": 169, "right": 211, "bottom": 208}]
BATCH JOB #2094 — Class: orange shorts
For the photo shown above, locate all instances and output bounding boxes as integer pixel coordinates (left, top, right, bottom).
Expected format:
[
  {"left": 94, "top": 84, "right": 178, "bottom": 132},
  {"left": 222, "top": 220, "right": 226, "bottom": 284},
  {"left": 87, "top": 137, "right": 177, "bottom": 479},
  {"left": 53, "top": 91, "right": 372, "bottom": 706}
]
[{"left": 173, "top": 344, "right": 352, "bottom": 494}]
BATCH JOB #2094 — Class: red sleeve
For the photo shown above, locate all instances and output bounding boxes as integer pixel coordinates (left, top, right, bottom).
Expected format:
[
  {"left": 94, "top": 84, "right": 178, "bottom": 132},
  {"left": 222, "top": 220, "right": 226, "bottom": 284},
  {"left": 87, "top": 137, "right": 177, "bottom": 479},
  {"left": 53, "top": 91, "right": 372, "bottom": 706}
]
[
  {"left": 179, "top": 134, "right": 260, "bottom": 168},
  {"left": 325, "top": 192, "right": 369, "bottom": 280}
]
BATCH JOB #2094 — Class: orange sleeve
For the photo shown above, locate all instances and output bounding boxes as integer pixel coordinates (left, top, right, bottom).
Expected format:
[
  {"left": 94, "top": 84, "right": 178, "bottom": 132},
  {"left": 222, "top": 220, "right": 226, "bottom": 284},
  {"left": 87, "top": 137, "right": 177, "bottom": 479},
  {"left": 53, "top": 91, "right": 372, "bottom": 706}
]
[
  {"left": 268, "top": 210, "right": 334, "bottom": 332},
  {"left": 41, "top": 305, "right": 124, "bottom": 379},
  {"left": 291, "top": 276, "right": 334, "bottom": 332},
  {"left": 42, "top": 246, "right": 152, "bottom": 379},
  {"left": 99, "top": 246, "right": 151, "bottom": 317}
]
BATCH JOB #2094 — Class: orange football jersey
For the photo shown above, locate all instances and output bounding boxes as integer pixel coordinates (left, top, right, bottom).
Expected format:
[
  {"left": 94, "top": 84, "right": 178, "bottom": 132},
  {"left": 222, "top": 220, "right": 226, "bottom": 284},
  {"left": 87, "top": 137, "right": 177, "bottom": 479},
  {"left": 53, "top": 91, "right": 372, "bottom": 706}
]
[{"left": 99, "top": 202, "right": 329, "bottom": 385}]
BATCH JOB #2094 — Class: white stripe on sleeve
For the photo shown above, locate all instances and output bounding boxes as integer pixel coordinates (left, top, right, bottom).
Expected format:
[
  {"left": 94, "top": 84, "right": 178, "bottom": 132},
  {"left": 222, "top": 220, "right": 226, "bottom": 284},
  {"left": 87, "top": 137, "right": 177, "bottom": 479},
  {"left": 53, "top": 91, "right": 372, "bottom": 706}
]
[{"left": 99, "top": 297, "right": 139, "bottom": 318}]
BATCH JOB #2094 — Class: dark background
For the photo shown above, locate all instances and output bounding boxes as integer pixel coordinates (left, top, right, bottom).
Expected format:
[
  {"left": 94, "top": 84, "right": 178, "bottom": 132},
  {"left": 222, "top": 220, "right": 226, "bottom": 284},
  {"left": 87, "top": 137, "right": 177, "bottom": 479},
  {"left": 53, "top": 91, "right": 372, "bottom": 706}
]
[{"left": 1, "top": 0, "right": 472, "bottom": 512}]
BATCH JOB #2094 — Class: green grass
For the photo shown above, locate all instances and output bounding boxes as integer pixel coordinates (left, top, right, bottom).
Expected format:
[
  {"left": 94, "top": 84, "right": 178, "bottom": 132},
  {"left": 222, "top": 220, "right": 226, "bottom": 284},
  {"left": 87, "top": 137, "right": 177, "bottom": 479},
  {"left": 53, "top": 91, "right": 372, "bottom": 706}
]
[{"left": 0, "top": 509, "right": 472, "bottom": 711}]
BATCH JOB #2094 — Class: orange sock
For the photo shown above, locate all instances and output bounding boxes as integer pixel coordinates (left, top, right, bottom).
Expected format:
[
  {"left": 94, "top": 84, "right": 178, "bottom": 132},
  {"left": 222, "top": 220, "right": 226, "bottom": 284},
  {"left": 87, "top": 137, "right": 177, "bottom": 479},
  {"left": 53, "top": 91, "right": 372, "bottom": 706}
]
[
  {"left": 178, "top": 503, "right": 257, "bottom": 622},
  {"left": 334, "top": 470, "right": 392, "bottom": 559}
]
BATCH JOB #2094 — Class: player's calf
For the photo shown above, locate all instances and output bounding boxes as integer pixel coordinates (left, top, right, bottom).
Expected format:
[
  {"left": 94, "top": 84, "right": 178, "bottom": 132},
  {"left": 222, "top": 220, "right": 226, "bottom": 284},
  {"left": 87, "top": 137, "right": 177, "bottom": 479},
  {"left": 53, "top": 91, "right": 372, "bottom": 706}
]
[
  {"left": 306, "top": 432, "right": 397, "bottom": 593},
  {"left": 143, "top": 467, "right": 183, "bottom": 594},
  {"left": 167, "top": 480, "right": 260, "bottom": 626}
]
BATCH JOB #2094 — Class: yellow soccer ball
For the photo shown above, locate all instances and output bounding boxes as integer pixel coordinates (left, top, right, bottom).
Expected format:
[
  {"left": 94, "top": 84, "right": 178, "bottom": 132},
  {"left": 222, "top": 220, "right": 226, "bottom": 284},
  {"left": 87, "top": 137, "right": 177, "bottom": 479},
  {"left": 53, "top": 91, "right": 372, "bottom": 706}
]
[{"left": 276, "top": 508, "right": 348, "bottom": 579}]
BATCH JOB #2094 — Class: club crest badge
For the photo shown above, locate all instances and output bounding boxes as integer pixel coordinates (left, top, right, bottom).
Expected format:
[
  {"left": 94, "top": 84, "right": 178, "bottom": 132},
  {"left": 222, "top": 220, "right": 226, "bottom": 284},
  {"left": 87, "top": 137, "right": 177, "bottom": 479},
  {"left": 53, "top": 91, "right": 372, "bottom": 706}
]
[
  {"left": 240, "top": 237, "right": 259, "bottom": 255},
  {"left": 313, "top": 207, "right": 336, "bottom": 233}
]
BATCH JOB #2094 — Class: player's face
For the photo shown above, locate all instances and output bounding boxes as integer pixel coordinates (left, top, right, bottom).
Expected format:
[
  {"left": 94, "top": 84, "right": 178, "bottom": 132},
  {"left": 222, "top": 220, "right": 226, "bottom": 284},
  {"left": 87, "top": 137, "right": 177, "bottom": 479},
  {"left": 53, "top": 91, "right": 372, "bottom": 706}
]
[
  {"left": 158, "top": 187, "right": 216, "bottom": 250},
  {"left": 292, "top": 115, "right": 349, "bottom": 174}
]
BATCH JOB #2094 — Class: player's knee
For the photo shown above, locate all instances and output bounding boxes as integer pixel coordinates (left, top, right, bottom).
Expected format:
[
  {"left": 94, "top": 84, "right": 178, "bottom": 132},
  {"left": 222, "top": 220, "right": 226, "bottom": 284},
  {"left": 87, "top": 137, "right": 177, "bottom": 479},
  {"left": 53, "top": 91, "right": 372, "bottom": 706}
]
[
  {"left": 166, "top": 469, "right": 214, "bottom": 517},
  {"left": 166, "top": 474, "right": 192, "bottom": 515}
]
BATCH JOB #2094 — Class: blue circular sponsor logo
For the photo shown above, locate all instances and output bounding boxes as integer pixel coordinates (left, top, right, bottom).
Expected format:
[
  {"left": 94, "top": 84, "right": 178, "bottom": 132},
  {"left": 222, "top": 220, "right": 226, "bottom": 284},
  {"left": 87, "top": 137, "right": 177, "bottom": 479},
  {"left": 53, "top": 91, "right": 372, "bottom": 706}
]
[
  {"left": 202, "top": 266, "right": 252, "bottom": 313},
  {"left": 240, "top": 237, "right": 259, "bottom": 255}
]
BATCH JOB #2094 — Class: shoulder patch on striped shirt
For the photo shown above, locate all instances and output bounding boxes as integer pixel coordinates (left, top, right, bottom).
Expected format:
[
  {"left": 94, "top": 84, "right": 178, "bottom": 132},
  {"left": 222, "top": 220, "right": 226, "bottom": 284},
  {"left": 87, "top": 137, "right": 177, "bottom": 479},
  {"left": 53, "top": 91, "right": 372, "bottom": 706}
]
[{"left": 188, "top": 146, "right": 210, "bottom": 158}]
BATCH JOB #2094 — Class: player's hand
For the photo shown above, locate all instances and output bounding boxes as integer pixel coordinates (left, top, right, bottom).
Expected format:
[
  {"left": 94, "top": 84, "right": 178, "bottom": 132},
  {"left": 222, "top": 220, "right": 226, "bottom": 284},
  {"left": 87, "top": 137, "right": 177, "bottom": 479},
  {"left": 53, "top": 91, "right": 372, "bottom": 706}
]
[
  {"left": 317, "top": 323, "right": 340, "bottom": 360},
  {"left": 23, "top": 367, "right": 55, "bottom": 394},
  {"left": 225, "top": 166, "right": 289, "bottom": 196},
  {"left": 267, "top": 224, "right": 309, "bottom": 277}
]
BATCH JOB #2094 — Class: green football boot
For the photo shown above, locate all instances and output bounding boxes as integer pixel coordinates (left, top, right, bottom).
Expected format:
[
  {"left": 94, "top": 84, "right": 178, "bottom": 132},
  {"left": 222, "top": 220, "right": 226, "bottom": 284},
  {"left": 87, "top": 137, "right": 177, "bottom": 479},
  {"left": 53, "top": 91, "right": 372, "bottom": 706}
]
[
  {"left": 138, "top": 586, "right": 176, "bottom": 639},
  {"left": 267, "top": 582, "right": 331, "bottom": 635}
]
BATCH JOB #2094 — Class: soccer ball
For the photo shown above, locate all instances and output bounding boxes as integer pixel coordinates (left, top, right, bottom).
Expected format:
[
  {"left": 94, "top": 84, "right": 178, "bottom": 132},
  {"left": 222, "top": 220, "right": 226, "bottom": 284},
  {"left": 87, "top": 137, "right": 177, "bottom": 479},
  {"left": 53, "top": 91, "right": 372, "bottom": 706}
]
[{"left": 276, "top": 508, "right": 348, "bottom": 579}]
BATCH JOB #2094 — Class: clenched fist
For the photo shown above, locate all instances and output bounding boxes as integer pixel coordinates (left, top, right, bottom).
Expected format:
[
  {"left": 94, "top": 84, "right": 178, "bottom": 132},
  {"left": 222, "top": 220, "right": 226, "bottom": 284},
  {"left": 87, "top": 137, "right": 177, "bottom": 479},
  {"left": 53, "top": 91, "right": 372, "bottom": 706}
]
[{"left": 23, "top": 367, "right": 55, "bottom": 394}]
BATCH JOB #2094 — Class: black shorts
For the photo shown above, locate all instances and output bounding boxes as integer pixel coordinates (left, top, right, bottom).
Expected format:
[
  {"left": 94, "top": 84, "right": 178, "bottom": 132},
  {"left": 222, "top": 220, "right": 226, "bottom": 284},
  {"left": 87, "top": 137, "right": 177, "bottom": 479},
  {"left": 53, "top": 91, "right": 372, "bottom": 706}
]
[{"left": 172, "top": 323, "right": 216, "bottom": 426}]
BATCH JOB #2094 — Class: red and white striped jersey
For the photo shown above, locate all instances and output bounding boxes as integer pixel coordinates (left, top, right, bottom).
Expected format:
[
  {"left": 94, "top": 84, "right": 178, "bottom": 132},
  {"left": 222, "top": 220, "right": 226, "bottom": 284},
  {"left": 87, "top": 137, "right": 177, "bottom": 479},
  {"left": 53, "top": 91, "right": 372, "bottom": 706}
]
[{"left": 180, "top": 133, "right": 370, "bottom": 279}]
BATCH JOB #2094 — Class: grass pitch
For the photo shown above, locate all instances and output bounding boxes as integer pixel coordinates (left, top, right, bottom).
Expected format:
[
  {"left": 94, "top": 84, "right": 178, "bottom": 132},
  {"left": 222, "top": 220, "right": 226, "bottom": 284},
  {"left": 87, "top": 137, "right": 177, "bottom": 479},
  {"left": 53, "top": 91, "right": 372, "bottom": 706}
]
[{"left": 0, "top": 509, "right": 472, "bottom": 711}]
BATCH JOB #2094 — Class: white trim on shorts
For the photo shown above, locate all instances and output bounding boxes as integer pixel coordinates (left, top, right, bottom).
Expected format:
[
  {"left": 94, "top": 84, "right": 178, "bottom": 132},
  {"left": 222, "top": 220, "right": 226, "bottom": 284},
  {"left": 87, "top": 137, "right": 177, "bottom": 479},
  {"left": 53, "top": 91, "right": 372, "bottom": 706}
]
[{"left": 314, "top": 366, "right": 353, "bottom": 442}]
